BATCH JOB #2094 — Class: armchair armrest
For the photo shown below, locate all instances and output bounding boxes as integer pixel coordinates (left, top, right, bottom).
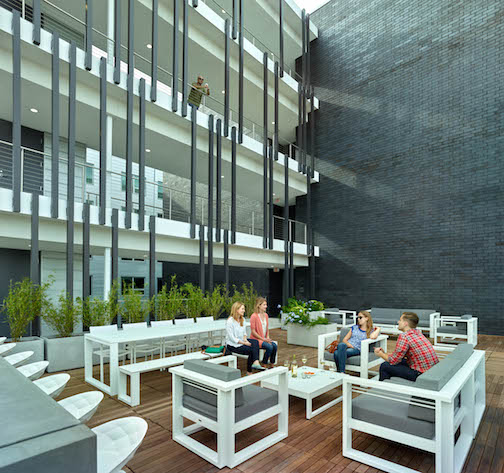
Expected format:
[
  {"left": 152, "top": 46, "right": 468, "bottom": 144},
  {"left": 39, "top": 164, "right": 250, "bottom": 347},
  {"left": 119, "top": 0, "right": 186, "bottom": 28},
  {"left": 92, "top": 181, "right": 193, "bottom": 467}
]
[
  {"left": 429, "top": 312, "right": 441, "bottom": 333},
  {"left": 317, "top": 330, "right": 340, "bottom": 368},
  {"left": 361, "top": 334, "right": 388, "bottom": 349}
]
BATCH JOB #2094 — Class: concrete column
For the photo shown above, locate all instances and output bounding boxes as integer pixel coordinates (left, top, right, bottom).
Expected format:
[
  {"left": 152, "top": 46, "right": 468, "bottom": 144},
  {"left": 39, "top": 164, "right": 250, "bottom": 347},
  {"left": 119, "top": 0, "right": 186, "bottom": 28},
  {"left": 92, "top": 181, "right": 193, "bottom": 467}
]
[
  {"left": 103, "top": 247, "right": 111, "bottom": 299},
  {"left": 106, "top": 0, "right": 114, "bottom": 210},
  {"left": 107, "top": 0, "right": 114, "bottom": 64}
]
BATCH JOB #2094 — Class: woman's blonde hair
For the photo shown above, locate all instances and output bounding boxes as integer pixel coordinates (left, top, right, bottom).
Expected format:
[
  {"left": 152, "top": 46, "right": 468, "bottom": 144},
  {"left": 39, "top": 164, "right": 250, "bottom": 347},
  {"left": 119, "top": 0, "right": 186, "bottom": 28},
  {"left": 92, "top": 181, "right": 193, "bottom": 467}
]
[
  {"left": 358, "top": 310, "right": 374, "bottom": 338},
  {"left": 230, "top": 301, "right": 245, "bottom": 326},
  {"left": 254, "top": 297, "right": 267, "bottom": 314}
]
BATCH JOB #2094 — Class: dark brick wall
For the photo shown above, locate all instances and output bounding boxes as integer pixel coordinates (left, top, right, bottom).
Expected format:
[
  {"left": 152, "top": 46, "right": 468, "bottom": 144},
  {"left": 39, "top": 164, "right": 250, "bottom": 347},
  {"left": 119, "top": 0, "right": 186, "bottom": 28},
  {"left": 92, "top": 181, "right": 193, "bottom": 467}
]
[{"left": 302, "top": 0, "right": 504, "bottom": 334}]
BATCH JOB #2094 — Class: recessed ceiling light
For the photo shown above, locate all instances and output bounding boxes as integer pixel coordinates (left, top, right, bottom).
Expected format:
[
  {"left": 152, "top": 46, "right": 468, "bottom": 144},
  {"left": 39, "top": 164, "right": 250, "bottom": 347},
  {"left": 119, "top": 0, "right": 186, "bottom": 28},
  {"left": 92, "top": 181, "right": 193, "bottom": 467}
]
[
  {"left": 221, "top": 90, "right": 225, "bottom": 94},
  {"left": 30, "top": 108, "right": 38, "bottom": 113},
  {"left": 221, "top": 175, "right": 225, "bottom": 178},
  {"left": 271, "top": 121, "right": 275, "bottom": 124},
  {"left": 146, "top": 44, "right": 152, "bottom": 49},
  {"left": 222, "top": 9, "right": 226, "bottom": 13},
  {"left": 146, "top": 148, "right": 151, "bottom": 153},
  {"left": 273, "top": 193, "right": 276, "bottom": 196}
]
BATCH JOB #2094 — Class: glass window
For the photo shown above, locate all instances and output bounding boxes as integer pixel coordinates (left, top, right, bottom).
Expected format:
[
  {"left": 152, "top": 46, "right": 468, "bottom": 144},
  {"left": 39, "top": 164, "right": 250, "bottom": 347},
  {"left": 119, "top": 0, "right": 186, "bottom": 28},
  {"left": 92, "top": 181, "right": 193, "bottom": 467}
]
[
  {"left": 121, "top": 276, "right": 145, "bottom": 295},
  {"left": 85, "top": 166, "right": 94, "bottom": 184},
  {"left": 122, "top": 175, "right": 139, "bottom": 193},
  {"left": 157, "top": 181, "right": 163, "bottom": 199}
]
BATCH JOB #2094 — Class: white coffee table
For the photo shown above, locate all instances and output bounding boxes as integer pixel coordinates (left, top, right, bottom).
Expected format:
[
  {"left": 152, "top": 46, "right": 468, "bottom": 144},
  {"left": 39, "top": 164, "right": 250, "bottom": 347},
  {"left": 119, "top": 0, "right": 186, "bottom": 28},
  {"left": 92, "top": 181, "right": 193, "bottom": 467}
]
[{"left": 261, "top": 366, "right": 343, "bottom": 419}]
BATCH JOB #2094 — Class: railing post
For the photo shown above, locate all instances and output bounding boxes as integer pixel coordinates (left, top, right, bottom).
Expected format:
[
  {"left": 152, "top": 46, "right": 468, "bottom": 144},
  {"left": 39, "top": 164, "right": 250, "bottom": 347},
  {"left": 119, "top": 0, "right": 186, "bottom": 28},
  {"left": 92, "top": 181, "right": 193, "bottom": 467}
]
[
  {"left": 22, "top": 0, "right": 26, "bottom": 19},
  {"left": 252, "top": 211, "right": 254, "bottom": 235},
  {"left": 20, "top": 149, "right": 24, "bottom": 193},
  {"left": 169, "top": 189, "right": 172, "bottom": 220}
]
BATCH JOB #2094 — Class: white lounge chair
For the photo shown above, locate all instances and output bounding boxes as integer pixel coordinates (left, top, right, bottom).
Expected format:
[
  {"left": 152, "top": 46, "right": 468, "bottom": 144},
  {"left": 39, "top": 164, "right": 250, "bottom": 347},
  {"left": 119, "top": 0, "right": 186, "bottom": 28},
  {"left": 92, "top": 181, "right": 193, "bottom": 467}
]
[
  {"left": 93, "top": 417, "right": 148, "bottom": 473},
  {"left": 58, "top": 391, "right": 104, "bottom": 423},
  {"left": 17, "top": 360, "right": 49, "bottom": 380},
  {"left": 4, "top": 350, "right": 34, "bottom": 368},
  {"left": 33, "top": 373, "right": 71, "bottom": 398},
  {"left": 0, "top": 336, "right": 6, "bottom": 345},
  {"left": 0, "top": 342, "right": 16, "bottom": 356}
]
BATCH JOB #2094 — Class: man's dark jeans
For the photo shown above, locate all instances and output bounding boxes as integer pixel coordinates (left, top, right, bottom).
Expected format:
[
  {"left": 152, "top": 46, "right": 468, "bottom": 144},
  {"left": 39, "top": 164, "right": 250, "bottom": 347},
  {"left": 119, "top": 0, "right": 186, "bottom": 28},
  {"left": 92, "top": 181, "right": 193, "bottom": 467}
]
[{"left": 379, "top": 359, "right": 421, "bottom": 382}]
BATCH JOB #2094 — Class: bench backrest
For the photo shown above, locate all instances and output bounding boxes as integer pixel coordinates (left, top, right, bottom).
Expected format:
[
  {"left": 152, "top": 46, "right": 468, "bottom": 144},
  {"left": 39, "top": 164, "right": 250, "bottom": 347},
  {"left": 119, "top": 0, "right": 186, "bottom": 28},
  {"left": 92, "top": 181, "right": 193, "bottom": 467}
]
[{"left": 370, "top": 308, "right": 435, "bottom": 326}]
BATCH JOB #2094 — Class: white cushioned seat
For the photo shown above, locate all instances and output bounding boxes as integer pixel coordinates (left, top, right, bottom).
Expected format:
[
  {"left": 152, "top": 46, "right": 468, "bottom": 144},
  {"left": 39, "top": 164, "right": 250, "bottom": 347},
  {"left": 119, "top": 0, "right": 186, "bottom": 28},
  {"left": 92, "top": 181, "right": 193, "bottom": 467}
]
[
  {"left": 58, "top": 391, "right": 105, "bottom": 423},
  {"left": 4, "top": 350, "right": 34, "bottom": 367},
  {"left": 33, "top": 373, "right": 71, "bottom": 398},
  {"left": 17, "top": 360, "right": 49, "bottom": 380},
  {"left": 0, "top": 342, "right": 16, "bottom": 356}
]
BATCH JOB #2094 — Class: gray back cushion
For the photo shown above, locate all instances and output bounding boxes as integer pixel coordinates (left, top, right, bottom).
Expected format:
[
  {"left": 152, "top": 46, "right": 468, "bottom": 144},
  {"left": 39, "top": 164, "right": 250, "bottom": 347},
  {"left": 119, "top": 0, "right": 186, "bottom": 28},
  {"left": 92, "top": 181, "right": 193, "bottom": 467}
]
[
  {"left": 449, "top": 343, "right": 473, "bottom": 362},
  {"left": 325, "top": 311, "right": 342, "bottom": 323},
  {"left": 371, "top": 308, "right": 401, "bottom": 324},
  {"left": 339, "top": 327, "right": 351, "bottom": 342},
  {"left": 457, "top": 314, "right": 473, "bottom": 329},
  {"left": 183, "top": 359, "right": 244, "bottom": 407},
  {"left": 402, "top": 309, "right": 435, "bottom": 325}
]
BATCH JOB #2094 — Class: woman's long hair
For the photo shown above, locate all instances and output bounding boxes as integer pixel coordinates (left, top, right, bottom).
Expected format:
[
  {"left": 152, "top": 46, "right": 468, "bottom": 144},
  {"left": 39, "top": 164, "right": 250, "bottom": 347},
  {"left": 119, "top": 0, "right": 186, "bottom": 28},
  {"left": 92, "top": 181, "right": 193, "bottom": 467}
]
[
  {"left": 254, "top": 297, "right": 267, "bottom": 315},
  {"left": 230, "top": 301, "right": 245, "bottom": 326},
  {"left": 358, "top": 310, "right": 374, "bottom": 338}
]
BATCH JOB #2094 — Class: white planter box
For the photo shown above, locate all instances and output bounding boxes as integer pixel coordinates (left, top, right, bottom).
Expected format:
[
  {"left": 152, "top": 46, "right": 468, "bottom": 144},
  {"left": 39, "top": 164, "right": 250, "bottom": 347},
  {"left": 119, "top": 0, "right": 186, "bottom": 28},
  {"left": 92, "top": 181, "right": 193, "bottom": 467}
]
[
  {"left": 44, "top": 335, "right": 84, "bottom": 372},
  {"left": 287, "top": 323, "right": 338, "bottom": 348},
  {"left": 7, "top": 336, "right": 45, "bottom": 362}
]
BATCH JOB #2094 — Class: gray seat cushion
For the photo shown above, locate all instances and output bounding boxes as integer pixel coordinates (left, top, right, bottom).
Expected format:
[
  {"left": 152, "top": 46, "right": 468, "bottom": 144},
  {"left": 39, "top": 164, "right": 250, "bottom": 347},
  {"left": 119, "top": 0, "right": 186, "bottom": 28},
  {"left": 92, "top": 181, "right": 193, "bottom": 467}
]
[
  {"left": 383, "top": 379, "right": 435, "bottom": 423},
  {"left": 450, "top": 343, "right": 473, "bottom": 362},
  {"left": 371, "top": 308, "right": 401, "bottom": 325},
  {"left": 352, "top": 391, "right": 435, "bottom": 439},
  {"left": 324, "top": 350, "right": 380, "bottom": 365},
  {"left": 437, "top": 326, "right": 468, "bottom": 335},
  {"left": 183, "top": 359, "right": 244, "bottom": 407},
  {"left": 183, "top": 384, "right": 278, "bottom": 422}
]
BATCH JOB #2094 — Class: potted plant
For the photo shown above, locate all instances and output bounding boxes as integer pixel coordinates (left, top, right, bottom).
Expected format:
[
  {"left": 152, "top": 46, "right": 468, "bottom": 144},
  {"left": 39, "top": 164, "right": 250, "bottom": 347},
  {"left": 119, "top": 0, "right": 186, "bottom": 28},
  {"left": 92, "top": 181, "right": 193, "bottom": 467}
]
[
  {"left": 153, "top": 275, "right": 185, "bottom": 321},
  {"left": 2, "top": 277, "right": 51, "bottom": 361},
  {"left": 121, "top": 284, "right": 149, "bottom": 324},
  {"left": 202, "top": 285, "right": 226, "bottom": 320},
  {"left": 182, "top": 283, "right": 205, "bottom": 319},
  {"left": 240, "top": 282, "right": 259, "bottom": 317},
  {"left": 43, "top": 291, "right": 84, "bottom": 372},
  {"left": 283, "top": 298, "right": 336, "bottom": 348}
]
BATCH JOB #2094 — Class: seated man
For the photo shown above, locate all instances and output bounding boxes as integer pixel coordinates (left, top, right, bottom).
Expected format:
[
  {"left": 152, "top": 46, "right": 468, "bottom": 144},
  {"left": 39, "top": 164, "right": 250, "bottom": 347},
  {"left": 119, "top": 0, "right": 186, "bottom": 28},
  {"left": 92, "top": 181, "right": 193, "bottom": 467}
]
[{"left": 374, "top": 312, "right": 439, "bottom": 381}]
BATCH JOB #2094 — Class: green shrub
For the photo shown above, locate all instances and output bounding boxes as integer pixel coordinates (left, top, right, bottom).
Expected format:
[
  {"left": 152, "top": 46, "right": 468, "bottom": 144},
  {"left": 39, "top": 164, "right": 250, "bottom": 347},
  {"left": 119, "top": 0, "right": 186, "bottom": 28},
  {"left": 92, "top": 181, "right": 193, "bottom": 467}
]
[
  {"left": 43, "top": 292, "right": 80, "bottom": 338},
  {"left": 182, "top": 283, "right": 205, "bottom": 319},
  {"left": 154, "top": 275, "right": 185, "bottom": 320},
  {"left": 80, "top": 296, "right": 110, "bottom": 328},
  {"left": 121, "top": 284, "right": 149, "bottom": 323},
  {"left": 202, "top": 285, "right": 226, "bottom": 320}
]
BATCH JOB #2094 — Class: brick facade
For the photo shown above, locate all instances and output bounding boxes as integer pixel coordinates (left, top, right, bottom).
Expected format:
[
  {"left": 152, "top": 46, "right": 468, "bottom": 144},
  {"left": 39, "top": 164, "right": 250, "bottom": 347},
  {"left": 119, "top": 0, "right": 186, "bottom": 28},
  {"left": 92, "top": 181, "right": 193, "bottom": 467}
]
[{"left": 302, "top": 0, "right": 504, "bottom": 334}]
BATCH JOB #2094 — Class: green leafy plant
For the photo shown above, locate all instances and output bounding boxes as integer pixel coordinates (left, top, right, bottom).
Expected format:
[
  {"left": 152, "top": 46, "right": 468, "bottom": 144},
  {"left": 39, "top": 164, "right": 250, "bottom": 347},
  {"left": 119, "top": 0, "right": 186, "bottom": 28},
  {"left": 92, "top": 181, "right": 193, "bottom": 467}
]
[
  {"left": 154, "top": 275, "right": 185, "bottom": 320},
  {"left": 182, "top": 283, "right": 205, "bottom": 319},
  {"left": 2, "top": 277, "right": 52, "bottom": 341},
  {"left": 240, "top": 282, "right": 259, "bottom": 317},
  {"left": 305, "top": 299, "right": 325, "bottom": 312},
  {"left": 80, "top": 296, "right": 111, "bottom": 328},
  {"left": 43, "top": 291, "right": 81, "bottom": 338},
  {"left": 282, "top": 298, "right": 329, "bottom": 328},
  {"left": 107, "top": 280, "right": 120, "bottom": 324},
  {"left": 202, "top": 285, "right": 226, "bottom": 320},
  {"left": 122, "top": 283, "right": 149, "bottom": 323}
]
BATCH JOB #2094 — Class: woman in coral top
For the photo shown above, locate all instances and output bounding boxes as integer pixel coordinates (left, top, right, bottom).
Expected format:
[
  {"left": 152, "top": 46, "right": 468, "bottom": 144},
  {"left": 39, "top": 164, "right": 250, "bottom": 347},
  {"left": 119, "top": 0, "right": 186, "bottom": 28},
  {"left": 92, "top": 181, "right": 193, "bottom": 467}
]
[{"left": 249, "top": 297, "right": 277, "bottom": 367}]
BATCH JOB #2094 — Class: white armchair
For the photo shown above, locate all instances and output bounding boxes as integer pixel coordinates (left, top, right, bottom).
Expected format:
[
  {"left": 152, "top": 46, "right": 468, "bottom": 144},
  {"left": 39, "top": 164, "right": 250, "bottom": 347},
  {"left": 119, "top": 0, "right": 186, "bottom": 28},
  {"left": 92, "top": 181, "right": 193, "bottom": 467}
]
[
  {"left": 318, "top": 328, "right": 388, "bottom": 379},
  {"left": 322, "top": 309, "right": 357, "bottom": 327},
  {"left": 170, "top": 355, "right": 288, "bottom": 469},
  {"left": 433, "top": 314, "right": 478, "bottom": 347}
]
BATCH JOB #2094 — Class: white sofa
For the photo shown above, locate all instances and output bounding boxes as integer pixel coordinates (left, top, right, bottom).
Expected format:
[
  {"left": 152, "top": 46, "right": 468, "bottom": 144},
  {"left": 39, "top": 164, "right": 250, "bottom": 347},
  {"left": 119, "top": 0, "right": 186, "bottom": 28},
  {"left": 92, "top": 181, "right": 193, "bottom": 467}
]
[{"left": 433, "top": 314, "right": 478, "bottom": 347}]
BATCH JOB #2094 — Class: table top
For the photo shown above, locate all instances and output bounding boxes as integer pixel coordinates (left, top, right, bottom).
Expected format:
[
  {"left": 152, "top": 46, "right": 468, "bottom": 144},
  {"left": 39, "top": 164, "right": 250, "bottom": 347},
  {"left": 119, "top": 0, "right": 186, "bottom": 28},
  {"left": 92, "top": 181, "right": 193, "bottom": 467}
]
[
  {"left": 262, "top": 366, "right": 343, "bottom": 397},
  {"left": 85, "top": 320, "right": 228, "bottom": 344}
]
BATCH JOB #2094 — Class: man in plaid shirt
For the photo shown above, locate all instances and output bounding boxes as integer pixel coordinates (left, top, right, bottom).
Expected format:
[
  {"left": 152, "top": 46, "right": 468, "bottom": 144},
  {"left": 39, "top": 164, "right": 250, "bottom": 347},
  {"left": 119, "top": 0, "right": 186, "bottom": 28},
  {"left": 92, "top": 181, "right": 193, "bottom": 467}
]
[{"left": 374, "top": 312, "right": 439, "bottom": 381}]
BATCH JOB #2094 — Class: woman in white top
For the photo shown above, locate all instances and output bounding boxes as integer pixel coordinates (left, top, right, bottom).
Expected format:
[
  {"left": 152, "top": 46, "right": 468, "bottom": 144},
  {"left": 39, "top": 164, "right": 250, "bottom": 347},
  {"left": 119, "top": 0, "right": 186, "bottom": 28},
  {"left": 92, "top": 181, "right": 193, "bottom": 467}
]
[{"left": 226, "top": 301, "right": 265, "bottom": 373}]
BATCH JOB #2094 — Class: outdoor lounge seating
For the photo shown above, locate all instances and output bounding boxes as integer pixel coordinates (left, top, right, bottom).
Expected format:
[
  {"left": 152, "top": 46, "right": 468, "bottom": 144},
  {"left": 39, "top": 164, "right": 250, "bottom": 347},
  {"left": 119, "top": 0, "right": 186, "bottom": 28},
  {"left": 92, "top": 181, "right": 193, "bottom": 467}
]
[
  {"left": 33, "top": 373, "right": 71, "bottom": 398},
  {"left": 92, "top": 416, "right": 148, "bottom": 473},
  {"left": 17, "top": 360, "right": 49, "bottom": 380},
  {"left": 0, "top": 336, "right": 5, "bottom": 345},
  {"left": 318, "top": 328, "right": 388, "bottom": 378},
  {"left": 0, "top": 342, "right": 16, "bottom": 356},
  {"left": 58, "top": 391, "right": 105, "bottom": 423},
  {"left": 433, "top": 314, "right": 478, "bottom": 347},
  {"left": 322, "top": 308, "right": 357, "bottom": 327},
  {"left": 4, "top": 350, "right": 34, "bottom": 368},
  {"left": 368, "top": 308, "right": 440, "bottom": 335},
  {"left": 342, "top": 343, "right": 485, "bottom": 473},
  {"left": 170, "top": 355, "right": 289, "bottom": 469}
]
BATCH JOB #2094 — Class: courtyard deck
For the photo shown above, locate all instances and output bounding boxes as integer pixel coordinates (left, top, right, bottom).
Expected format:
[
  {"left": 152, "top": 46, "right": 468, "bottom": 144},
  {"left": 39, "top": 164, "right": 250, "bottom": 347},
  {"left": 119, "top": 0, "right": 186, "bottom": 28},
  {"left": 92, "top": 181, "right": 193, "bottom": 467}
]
[{"left": 53, "top": 330, "right": 504, "bottom": 473}]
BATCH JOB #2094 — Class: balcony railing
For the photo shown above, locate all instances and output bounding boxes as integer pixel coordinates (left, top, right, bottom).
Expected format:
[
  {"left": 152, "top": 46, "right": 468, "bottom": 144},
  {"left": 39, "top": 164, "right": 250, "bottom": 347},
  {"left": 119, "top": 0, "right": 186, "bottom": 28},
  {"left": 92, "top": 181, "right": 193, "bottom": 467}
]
[
  {"left": 0, "top": 0, "right": 314, "bottom": 171},
  {"left": 0, "top": 140, "right": 309, "bottom": 244}
]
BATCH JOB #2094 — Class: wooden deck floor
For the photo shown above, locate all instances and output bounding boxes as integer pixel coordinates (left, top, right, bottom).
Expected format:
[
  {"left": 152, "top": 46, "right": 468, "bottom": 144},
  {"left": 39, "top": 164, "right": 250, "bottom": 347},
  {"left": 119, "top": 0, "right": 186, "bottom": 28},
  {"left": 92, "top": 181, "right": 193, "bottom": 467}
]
[{"left": 55, "top": 330, "right": 504, "bottom": 473}]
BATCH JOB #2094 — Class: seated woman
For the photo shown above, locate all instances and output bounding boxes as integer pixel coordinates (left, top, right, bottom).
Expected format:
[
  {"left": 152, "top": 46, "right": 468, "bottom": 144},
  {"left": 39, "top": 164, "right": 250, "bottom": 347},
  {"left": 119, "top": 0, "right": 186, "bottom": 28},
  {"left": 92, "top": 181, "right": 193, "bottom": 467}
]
[
  {"left": 334, "top": 311, "right": 380, "bottom": 373},
  {"left": 226, "top": 301, "right": 265, "bottom": 374},
  {"left": 249, "top": 297, "right": 277, "bottom": 368}
]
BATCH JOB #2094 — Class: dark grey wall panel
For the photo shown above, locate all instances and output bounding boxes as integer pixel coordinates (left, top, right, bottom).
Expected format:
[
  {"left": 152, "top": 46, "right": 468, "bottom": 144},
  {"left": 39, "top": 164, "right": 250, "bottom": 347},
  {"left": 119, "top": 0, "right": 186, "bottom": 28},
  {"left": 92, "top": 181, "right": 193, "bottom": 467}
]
[
  {"left": 305, "top": 0, "right": 504, "bottom": 334},
  {"left": 263, "top": 52, "right": 268, "bottom": 249},
  {"left": 12, "top": 11, "right": 21, "bottom": 213},
  {"left": 207, "top": 115, "right": 214, "bottom": 291},
  {"left": 224, "top": 229, "right": 229, "bottom": 291},
  {"left": 51, "top": 33, "right": 60, "bottom": 219},
  {"left": 283, "top": 143, "right": 289, "bottom": 304},
  {"left": 138, "top": 79, "right": 146, "bottom": 231},
  {"left": 190, "top": 106, "right": 197, "bottom": 238},
  {"left": 125, "top": 0, "right": 134, "bottom": 229},
  {"left": 172, "top": 0, "right": 179, "bottom": 112},
  {"left": 199, "top": 224, "right": 205, "bottom": 292},
  {"left": 181, "top": 0, "right": 188, "bottom": 117},
  {"left": 85, "top": 0, "right": 92, "bottom": 70},
  {"left": 151, "top": 0, "right": 158, "bottom": 102},
  {"left": 216, "top": 119, "right": 222, "bottom": 243},
  {"left": 310, "top": 86, "right": 315, "bottom": 176},
  {"left": 32, "top": 0, "right": 41, "bottom": 45},
  {"left": 30, "top": 193, "right": 40, "bottom": 286},
  {"left": 279, "top": 0, "right": 284, "bottom": 77},
  {"left": 224, "top": 19, "right": 230, "bottom": 137},
  {"left": 82, "top": 203, "right": 90, "bottom": 302},
  {"left": 232, "top": 0, "right": 237, "bottom": 39},
  {"left": 268, "top": 141, "right": 273, "bottom": 250},
  {"left": 149, "top": 216, "right": 156, "bottom": 321},
  {"left": 99, "top": 57, "right": 107, "bottom": 226},
  {"left": 66, "top": 42, "right": 77, "bottom": 299},
  {"left": 289, "top": 240, "right": 294, "bottom": 298},
  {"left": 238, "top": 0, "right": 243, "bottom": 143},
  {"left": 113, "top": 0, "right": 121, "bottom": 84},
  {"left": 274, "top": 61, "right": 279, "bottom": 162},
  {"left": 111, "top": 208, "right": 119, "bottom": 288},
  {"left": 231, "top": 126, "right": 237, "bottom": 244}
]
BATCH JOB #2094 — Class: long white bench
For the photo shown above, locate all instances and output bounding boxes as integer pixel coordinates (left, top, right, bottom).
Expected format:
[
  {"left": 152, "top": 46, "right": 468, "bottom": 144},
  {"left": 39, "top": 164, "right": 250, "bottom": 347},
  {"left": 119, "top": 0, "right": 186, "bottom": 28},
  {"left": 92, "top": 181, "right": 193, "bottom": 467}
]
[{"left": 118, "top": 352, "right": 222, "bottom": 407}]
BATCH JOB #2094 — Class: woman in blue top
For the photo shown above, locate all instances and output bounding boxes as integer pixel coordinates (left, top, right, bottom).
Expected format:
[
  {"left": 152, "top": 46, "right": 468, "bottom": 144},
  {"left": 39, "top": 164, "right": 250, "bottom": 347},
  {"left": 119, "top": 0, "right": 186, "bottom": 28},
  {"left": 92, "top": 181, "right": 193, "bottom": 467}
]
[{"left": 334, "top": 311, "right": 380, "bottom": 373}]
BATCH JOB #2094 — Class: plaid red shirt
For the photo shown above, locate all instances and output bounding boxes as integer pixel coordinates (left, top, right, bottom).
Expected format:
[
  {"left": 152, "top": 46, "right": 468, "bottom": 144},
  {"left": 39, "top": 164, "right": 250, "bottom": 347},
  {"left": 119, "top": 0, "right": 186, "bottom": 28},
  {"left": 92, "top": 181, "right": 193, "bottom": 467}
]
[{"left": 388, "top": 329, "right": 439, "bottom": 373}]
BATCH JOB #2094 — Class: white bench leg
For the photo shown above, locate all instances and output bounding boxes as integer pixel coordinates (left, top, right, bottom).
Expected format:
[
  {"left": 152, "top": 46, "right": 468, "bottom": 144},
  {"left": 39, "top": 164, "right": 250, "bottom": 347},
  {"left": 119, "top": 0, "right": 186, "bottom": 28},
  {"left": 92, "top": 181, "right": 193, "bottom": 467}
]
[
  {"left": 131, "top": 372, "right": 140, "bottom": 407},
  {"left": 118, "top": 370, "right": 132, "bottom": 406},
  {"left": 99, "top": 345, "right": 104, "bottom": 383}
]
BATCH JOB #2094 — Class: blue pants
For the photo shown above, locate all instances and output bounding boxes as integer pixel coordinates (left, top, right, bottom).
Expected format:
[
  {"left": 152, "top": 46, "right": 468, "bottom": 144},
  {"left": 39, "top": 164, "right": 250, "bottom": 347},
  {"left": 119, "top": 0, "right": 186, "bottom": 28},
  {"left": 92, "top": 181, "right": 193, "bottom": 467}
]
[
  {"left": 261, "top": 341, "right": 277, "bottom": 364},
  {"left": 334, "top": 343, "right": 360, "bottom": 373},
  {"left": 379, "top": 359, "right": 421, "bottom": 382},
  {"left": 226, "top": 339, "right": 260, "bottom": 372}
]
